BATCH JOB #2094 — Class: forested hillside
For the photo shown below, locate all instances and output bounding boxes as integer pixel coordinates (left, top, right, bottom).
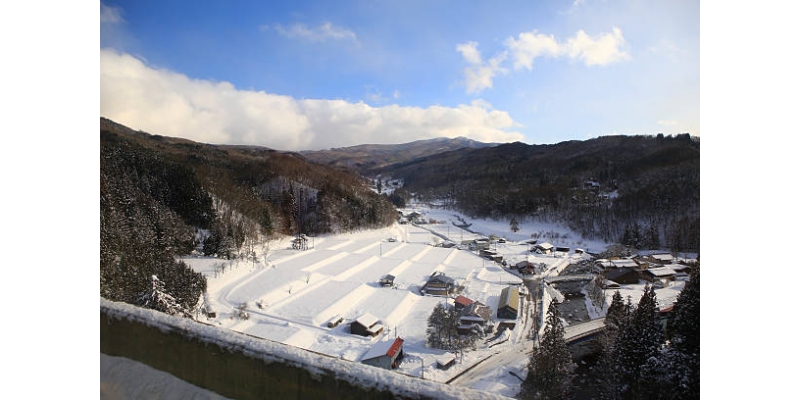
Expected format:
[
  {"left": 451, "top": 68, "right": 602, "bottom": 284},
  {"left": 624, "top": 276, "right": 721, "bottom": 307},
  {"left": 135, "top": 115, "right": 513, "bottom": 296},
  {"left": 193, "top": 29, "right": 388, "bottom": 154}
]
[
  {"left": 373, "top": 134, "right": 700, "bottom": 252},
  {"left": 100, "top": 118, "right": 397, "bottom": 312}
]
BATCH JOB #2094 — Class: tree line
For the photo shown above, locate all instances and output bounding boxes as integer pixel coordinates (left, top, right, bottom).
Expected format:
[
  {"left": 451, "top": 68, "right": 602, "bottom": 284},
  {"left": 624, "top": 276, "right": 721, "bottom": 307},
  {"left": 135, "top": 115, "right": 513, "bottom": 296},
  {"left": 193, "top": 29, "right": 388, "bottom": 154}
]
[{"left": 521, "top": 265, "right": 700, "bottom": 399}]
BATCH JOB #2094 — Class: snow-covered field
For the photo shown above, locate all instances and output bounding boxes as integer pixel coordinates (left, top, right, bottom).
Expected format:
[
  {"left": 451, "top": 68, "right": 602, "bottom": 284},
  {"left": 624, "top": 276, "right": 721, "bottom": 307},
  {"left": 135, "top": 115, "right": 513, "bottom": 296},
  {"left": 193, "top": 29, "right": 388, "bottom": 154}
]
[{"left": 181, "top": 203, "right": 686, "bottom": 397}]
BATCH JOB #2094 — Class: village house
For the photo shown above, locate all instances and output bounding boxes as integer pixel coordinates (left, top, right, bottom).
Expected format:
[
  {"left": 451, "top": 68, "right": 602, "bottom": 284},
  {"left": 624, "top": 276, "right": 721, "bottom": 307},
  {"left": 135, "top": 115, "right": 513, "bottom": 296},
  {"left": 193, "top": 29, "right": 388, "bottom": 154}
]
[
  {"left": 603, "top": 267, "right": 641, "bottom": 285},
  {"left": 497, "top": 286, "right": 520, "bottom": 320},
  {"left": 480, "top": 249, "right": 503, "bottom": 262},
  {"left": 361, "top": 337, "right": 405, "bottom": 370},
  {"left": 471, "top": 238, "right": 491, "bottom": 251},
  {"left": 453, "top": 295, "right": 474, "bottom": 312},
  {"left": 532, "top": 242, "right": 554, "bottom": 254},
  {"left": 643, "top": 266, "right": 676, "bottom": 286},
  {"left": 350, "top": 313, "right": 384, "bottom": 337},
  {"left": 516, "top": 261, "right": 536, "bottom": 275},
  {"left": 457, "top": 302, "right": 493, "bottom": 336},
  {"left": 610, "top": 258, "right": 639, "bottom": 269},
  {"left": 423, "top": 272, "right": 456, "bottom": 296}
]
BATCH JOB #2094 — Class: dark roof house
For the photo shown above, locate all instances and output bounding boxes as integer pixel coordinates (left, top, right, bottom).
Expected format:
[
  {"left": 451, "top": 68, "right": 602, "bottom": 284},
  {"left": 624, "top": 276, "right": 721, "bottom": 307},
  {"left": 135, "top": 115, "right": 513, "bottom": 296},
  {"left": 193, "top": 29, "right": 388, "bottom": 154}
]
[
  {"left": 604, "top": 268, "right": 640, "bottom": 285},
  {"left": 350, "top": 313, "right": 384, "bottom": 337}
]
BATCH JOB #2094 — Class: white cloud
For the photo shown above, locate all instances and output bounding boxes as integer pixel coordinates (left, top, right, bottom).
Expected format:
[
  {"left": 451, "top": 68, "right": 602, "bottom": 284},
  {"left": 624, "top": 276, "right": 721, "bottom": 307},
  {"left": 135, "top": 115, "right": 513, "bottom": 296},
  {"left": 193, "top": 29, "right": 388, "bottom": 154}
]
[
  {"left": 274, "top": 21, "right": 358, "bottom": 43},
  {"left": 657, "top": 120, "right": 679, "bottom": 126},
  {"left": 456, "top": 42, "right": 507, "bottom": 94},
  {"left": 564, "top": 27, "right": 630, "bottom": 66},
  {"left": 100, "top": 2, "right": 123, "bottom": 25},
  {"left": 460, "top": 27, "right": 629, "bottom": 94},
  {"left": 505, "top": 27, "right": 630, "bottom": 70},
  {"left": 504, "top": 31, "right": 560, "bottom": 70},
  {"left": 100, "top": 49, "right": 524, "bottom": 150}
]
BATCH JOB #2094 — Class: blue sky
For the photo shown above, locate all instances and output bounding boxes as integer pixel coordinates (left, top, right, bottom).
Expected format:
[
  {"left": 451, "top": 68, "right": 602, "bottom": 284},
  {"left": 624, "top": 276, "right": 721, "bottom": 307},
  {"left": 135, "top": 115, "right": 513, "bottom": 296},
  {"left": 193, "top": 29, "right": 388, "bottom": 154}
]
[{"left": 100, "top": 0, "right": 699, "bottom": 150}]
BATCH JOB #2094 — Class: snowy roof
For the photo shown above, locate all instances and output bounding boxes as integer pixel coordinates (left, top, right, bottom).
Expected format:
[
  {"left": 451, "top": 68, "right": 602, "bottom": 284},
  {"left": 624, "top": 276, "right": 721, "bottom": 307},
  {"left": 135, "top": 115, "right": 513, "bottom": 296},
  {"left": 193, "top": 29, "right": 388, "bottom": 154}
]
[
  {"left": 355, "top": 313, "right": 380, "bottom": 328},
  {"left": 361, "top": 337, "right": 404, "bottom": 361},
  {"left": 651, "top": 254, "right": 674, "bottom": 262},
  {"left": 429, "top": 274, "right": 455, "bottom": 285},
  {"left": 611, "top": 259, "right": 638, "bottom": 268},
  {"left": 646, "top": 266, "right": 675, "bottom": 277},
  {"left": 535, "top": 242, "right": 553, "bottom": 250}
]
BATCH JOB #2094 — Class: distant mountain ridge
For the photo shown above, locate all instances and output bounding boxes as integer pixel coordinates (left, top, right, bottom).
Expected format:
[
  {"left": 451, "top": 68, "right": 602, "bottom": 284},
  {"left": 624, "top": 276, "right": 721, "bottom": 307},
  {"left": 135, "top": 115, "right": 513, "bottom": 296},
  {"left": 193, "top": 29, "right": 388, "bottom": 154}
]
[{"left": 300, "top": 136, "right": 496, "bottom": 171}]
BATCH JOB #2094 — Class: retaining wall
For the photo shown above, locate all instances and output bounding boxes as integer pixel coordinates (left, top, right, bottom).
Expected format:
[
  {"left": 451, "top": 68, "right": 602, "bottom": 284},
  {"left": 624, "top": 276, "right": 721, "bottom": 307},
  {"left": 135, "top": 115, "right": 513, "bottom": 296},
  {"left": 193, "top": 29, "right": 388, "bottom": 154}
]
[{"left": 100, "top": 299, "right": 507, "bottom": 400}]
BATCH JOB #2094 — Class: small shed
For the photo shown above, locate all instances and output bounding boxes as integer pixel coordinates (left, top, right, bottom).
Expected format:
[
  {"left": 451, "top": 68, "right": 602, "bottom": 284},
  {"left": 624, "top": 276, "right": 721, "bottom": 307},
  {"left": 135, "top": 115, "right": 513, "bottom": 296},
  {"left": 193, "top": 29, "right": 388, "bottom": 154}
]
[
  {"left": 361, "top": 337, "right": 405, "bottom": 370},
  {"left": 326, "top": 315, "right": 343, "bottom": 328},
  {"left": 555, "top": 246, "right": 570, "bottom": 253},
  {"left": 204, "top": 303, "right": 216, "bottom": 319},
  {"left": 379, "top": 274, "right": 395, "bottom": 287},
  {"left": 497, "top": 286, "right": 520, "bottom": 319},
  {"left": 436, "top": 353, "right": 457, "bottom": 370},
  {"left": 350, "top": 313, "right": 384, "bottom": 337}
]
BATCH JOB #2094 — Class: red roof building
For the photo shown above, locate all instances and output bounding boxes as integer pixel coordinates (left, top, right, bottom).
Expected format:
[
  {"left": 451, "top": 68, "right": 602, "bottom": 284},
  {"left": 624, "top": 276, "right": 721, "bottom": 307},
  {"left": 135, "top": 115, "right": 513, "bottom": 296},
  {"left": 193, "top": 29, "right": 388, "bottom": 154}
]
[{"left": 361, "top": 337, "right": 405, "bottom": 370}]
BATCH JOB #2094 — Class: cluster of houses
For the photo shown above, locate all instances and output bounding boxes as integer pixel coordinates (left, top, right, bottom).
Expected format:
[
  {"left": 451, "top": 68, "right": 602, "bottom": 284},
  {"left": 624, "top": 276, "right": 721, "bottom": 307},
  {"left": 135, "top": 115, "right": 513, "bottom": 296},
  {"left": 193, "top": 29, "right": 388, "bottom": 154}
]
[
  {"left": 594, "top": 253, "right": 696, "bottom": 289},
  {"left": 344, "top": 269, "right": 523, "bottom": 371}
]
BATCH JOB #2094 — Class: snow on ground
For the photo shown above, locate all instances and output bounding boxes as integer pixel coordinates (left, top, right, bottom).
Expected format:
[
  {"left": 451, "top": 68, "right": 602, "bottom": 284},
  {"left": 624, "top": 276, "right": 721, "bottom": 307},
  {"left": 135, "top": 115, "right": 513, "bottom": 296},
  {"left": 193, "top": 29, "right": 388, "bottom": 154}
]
[{"left": 181, "top": 202, "right": 686, "bottom": 397}]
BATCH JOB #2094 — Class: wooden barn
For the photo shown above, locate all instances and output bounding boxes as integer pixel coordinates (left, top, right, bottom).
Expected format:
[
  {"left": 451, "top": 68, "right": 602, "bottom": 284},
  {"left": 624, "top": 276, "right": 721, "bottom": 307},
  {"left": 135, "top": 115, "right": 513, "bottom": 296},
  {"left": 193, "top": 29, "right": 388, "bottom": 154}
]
[
  {"left": 350, "top": 313, "right": 384, "bottom": 337},
  {"left": 497, "top": 286, "right": 520, "bottom": 319},
  {"left": 361, "top": 337, "right": 405, "bottom": 370}
]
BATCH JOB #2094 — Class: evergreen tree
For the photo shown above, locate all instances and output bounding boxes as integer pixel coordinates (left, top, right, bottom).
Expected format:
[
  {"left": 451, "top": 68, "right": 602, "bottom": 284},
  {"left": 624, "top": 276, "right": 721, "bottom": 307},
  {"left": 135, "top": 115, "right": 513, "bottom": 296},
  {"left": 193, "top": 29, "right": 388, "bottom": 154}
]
[
  {"left": 663, "top": 264, "right": 700, "bottom": 398},
  {"left": 137, "top": 275, "right": 188, "bottom": 317},
  {"left": 594, "top": 291, "right": 631, "bottom": 400},
  {"left": 522, "top": 300, "right": 575, "bottom": 399},
  {"left": 510, "top": 217, "right": 520, "bottom": 233},
  {"left": 426, "top": 303, "right": 461, "bottom": 350},
  {"left": 613, "top": 285, "right": 664, "bottom": 398}
]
